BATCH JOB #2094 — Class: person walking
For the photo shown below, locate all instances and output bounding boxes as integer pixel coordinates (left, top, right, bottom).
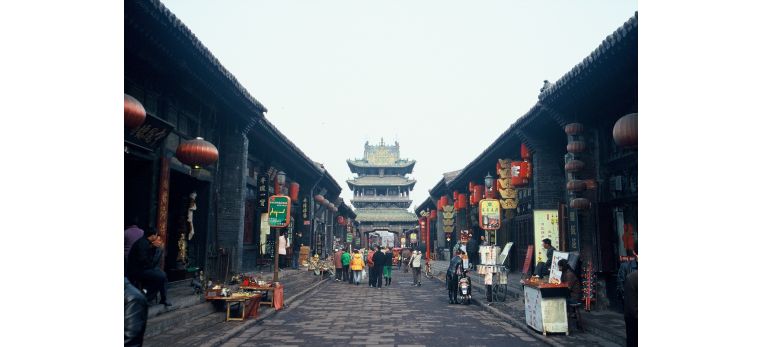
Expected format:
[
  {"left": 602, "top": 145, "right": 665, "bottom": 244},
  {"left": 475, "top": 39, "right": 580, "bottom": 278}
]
[
  {"left": 367, "top": 247, "right": 376, "bottom": 287},
  {"left": 372, "top": 246, "right": 385, "bottom": 289},
  {"left": 350, "top": 250, "right": 365, "bottom": 286},
  {"left": 409, "top": 250, "right": 422, "bottom": 286},
  {"left": 383, "top": 247, "right": 394, "bottom": 286},
  {"left": 341, "top": 247, "right": 351, "bottom": 283},
  {"left": 292, "top": 232, "right": 303, "bottom": 269},
  {"left": 278, "top": 230, "right": 289, "bottom": 269},
  {"left": 333, "top": 248, "right": 344, "bottom": 282},
  {"left": 446, "top": 250, "right": 465, "bottom": 304},
  {"left": 467, "top": 233, "right": 479, "bottom": 270}
]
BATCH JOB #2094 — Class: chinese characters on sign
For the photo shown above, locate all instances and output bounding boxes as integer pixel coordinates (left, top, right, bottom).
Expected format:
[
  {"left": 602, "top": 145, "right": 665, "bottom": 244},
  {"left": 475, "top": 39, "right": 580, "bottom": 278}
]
[
  {"left": 479, "top": 199, "right": 501, "bottom": 230},
  {"left": 258, "top": 175, "right": 269, "bottom": 210},
  {"left": 533, "top": 210, "right": 559, "bottom": 265},
  {"left": 267, "top": 195, "right": 291, "bottom": 228}
]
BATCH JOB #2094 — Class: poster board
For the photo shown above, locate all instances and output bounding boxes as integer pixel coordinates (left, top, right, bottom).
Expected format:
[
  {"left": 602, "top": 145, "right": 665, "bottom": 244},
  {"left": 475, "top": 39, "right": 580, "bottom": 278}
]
[
  {"left": 522, "top": 245, "right": 534, "bottom": 274},
  {"left": 267, "top": 195, "right": 291, "bottom": 228},
  {"left": 479, "top": 199, "right": 501, "bottom": 230},
  {"left": 498, "top": 242, "right": 513, "bottom": 268},
  {"left": 533, "top": 210, "right": 560, "bottom": 265},
  {"left": 548, "top": 251, "right": 570, "bottom": 284}
]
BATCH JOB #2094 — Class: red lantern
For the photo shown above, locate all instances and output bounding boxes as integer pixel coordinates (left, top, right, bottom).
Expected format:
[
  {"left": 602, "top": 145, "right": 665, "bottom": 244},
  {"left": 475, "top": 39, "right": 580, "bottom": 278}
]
[
  {"left": 289, "top": 182, "right": 300, "bottom": 200},
  {"left": 453, "top": 190, "right": 459, "bottom": 201},
  {"left": 570, "top": 198, "right": 591, "bottom": 209},
  {"left": 175, "top": 137, "right": 219, "bottom": 173},
  {"left": 584, "top": 179, "right": 598, "bottom": 190},
  {"left": 473, "top": 185, "right": 485, "bottom": 201},
  {"left": 564, "top": 160, "right": 585, "bottom": 172},
  {"left": 613, "top": 113, "right": 638, "bottom": 148},
  {"left": 457, "top": 193, "right": 467, "bottom": 210},
  {"left": 510, "top": 161, "right": 530, "bottom": 187},
  {"left": 520, "top": 143, "right": 531, "bottom": 160},
  {"left": 429, "top": 210, "right": 437, "bottom": 220},
  {"left": 468, "top": 182, "right": 475, "bottom": 193},
  {"left": 567, "top": 141, "right": 586, "bottom": 153},
  {"left": 566, "top": 180, "right": 586, "bottom": 192},
  {"left": 564, "top": 123, "right": 584, "bottom": 136},
  {"left": 440, "top": 196, "right": 449, "bottom": 208},
  {"left": 124, "top": 93, "right": 146, "bottom": 129}
]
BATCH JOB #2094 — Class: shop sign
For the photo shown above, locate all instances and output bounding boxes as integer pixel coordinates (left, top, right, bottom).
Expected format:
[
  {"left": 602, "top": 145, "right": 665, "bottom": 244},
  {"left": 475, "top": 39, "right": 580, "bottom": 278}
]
[
  {"left": 258, "top": 175, "right": 269, "bottom": 210},
  {"left": 410, "top": 233, "right": 417, "bottom": 242},
  {"left": 533, "top": 210, "right": 560, "bottom": 265},
  {"left": 125, "top": 114, "right": 173, "bottom": 151},
  {"left": 268, "top": 195, "right": 291, "bottom": 228},
  {"left": 479, "top": 199, "right": 501, "bottom": 230}
]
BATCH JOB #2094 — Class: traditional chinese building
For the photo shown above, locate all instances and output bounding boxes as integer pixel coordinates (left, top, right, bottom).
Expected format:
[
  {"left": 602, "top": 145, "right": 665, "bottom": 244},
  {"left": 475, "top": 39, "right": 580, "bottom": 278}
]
[{"left": 347, "top": 139, "right": 418, "bottom": 247}]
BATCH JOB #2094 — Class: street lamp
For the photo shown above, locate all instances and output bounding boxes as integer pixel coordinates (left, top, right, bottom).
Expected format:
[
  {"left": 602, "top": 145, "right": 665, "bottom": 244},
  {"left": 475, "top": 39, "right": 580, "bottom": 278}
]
[
  {"left": 276, "top": 171, "right": 287, "bottom": 195},
  {"left": 484, "top": 172, "right": 494, "bottom": 199}
]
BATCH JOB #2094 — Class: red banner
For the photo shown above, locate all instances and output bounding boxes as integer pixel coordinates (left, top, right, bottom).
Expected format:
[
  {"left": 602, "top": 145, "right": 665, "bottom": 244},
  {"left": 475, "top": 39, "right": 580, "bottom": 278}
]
[{"left": 522, "top": 245, "right": 534, "bottom": 274}]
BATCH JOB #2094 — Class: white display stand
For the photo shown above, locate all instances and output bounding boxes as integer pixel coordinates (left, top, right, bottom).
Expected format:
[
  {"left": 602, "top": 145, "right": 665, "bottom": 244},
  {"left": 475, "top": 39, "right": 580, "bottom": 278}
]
[
  {"left": 523, "top": 285, "right": 569, "bottom": 335},
  {"left": 548, "top": 251, "right": 570, "bottom": 284}
]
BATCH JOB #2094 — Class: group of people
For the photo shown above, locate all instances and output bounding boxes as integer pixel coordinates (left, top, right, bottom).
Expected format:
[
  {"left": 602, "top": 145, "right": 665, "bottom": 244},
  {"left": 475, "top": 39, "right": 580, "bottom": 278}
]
[
  {"left": 124, "top": 220, "right": 172, "bottom": 346},
  {"left": 331, "top": 245, "right": 425, "bottom": 288}
]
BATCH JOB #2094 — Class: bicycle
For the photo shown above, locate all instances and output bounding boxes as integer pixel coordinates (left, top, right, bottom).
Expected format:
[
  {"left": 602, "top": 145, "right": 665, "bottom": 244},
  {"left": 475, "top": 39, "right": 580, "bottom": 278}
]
[{"left": 489, "top": 265, "right": 508, "bottom": 302}]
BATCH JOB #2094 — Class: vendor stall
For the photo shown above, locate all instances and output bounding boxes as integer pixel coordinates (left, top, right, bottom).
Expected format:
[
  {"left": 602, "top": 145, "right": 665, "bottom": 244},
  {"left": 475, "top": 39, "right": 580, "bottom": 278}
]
[{"left": 522, "top": 280, "right": 570, "bottom": 335}]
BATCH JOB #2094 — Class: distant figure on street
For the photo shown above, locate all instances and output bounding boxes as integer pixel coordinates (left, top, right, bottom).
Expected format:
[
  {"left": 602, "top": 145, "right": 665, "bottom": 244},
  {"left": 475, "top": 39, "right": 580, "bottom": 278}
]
[
  {"left": 350, "top": 250, "right": 365, "bottom": 286},
  {"left": 409, "top": 250, "right": 422, "bottom": 286},
  {"left": 124, "top": 277, "right": 147, "bottom": 347},
  {"left": 383, "top": 247, "right": 394, "bottom": 286},
  {"left": 333, "top": 248, "right": 344, "bottom": 282},
  {"left": 341, "top": 247, "right": 351, "bottom": 283},
  {"left": 292, "top": 232, "right": 303, "bottom": 269},
  {"left": 624, "top": 270, "right": 638, "bottom": 347},
  {"left": 278, "top": 230, "right": 289, "bottom": 269},
  {"left": 534, "top": 238, "right": 555, "bottom": 278},
  {"left": 446, "top": 250, "right": 465, "bottom": 304},
  {"left": 127, "top": 228, "right": 171, "bottom": 307},
  {"left": 372, "top": 246, "right": 385, "bottom": 289},
  {"left": 366, "top": 247, "right": 376, "bottom": 287}
]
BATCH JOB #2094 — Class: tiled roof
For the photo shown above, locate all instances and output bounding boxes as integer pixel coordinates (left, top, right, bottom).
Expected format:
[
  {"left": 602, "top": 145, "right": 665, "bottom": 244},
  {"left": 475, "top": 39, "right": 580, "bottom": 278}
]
[
  {"left": 348, "top": 159, "right": 416, "bottom": 169},
  {"left": 135, "top": 0, "right": 267, "bottom": 113},
  {"left": 355, "top": 208, "right": 419, "bottom": 223},
  {"left": 347, "top": 176, "right": 417, "bottom": 187},
  {"left": 443, "top": 170, "right": 463, "bottom": 185}
]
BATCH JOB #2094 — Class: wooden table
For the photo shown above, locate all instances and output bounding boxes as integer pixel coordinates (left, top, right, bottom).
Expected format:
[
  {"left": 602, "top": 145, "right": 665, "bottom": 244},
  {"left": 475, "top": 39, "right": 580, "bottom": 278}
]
[
  {"left": 239, "top": 285, "right": 275, "bottom": 307},
  {"left": 522, "top": 281, "right": 570, "bottom": 336},
  {"left": 205, "top": 294, "right": 263, "bottom": 321}
]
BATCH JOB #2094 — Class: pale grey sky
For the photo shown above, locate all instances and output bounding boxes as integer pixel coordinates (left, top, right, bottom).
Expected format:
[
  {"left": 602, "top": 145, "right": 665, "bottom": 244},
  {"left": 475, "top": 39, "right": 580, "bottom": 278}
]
[{"left": 162, "top": 0, "right": 637, "bottom": 211}]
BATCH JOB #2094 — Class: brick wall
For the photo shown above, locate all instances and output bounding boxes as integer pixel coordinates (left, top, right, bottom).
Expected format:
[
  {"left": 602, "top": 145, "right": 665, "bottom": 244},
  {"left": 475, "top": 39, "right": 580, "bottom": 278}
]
[{"left": 214, "top": 119, "right": 248, "bottom": 273}]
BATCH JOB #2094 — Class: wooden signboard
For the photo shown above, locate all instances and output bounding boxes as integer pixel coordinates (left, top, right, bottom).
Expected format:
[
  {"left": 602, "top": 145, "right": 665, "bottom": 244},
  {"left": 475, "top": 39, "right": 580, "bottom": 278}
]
[
  {"left": 522, "top": 245, "right": 534, "bottom": 275},
  {"left": 479, "top": 199, "right": 501, "bottom": 230}
]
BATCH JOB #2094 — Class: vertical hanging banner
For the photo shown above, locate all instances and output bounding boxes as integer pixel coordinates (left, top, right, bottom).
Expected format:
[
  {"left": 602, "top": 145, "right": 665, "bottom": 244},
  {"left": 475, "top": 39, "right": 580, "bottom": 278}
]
[
  {"left": 479, "top": 199, "right": 501, "bottom": 230},
  {"left": 268, "top": 195, "right": 292, "bottom": 228},
  {"left": 156, "top": 155, "right": 170, "bottom": 243},
  {"left": 533, "top": 210, "right": 560, "bottom": 265}
]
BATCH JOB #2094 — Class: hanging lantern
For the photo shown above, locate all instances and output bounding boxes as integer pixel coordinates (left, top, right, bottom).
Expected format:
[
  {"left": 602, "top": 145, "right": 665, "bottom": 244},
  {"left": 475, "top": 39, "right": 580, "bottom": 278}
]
[
  {"left": 473, "top": 185, "right": 485, "bottom": 201},
  {"left": 175, "top": 137, "right": 219, "bottom": 176},
  {"left": 570, "top": 198, "right": 592, "bottom": 209},
  {"left": 124, "top": 93, "right": 146, "bottom": 129},
  {"left": 328, "top": 203, "right": 336, "bottom": 212},
  {"left": 564, "top": 160, "right": 585, "bottom": 172},
  {"left": 520, "top": 143, "right": 531, "bottom": 160},
  {"left": 584, "top": 179, "right": 598, "bottom": 190},
  {"left": 564, "top": 123, "right": 584, "bottom": 136},
  {"left": 314, "top": 194, "right": 325, "bottom": 204},
  {"left": 337, "top": 216, "right": 346, "bottom": 225},
  {"left": 440, "top": 196, "right": 449, "bottom": 208},
  {"left": 429, "top": 210, "right": 437, "bottom": 220},
  {"left": 510, "top": 161, "right": 530, "bottom": 187},
  {"left": 453, "top": 190, "right": 459, "bottom": 201},
  {"left": 289, "top": 182, "right": 300, "bottom": 200},
  {"left": 437, "top": 199, "right": 443, "bottom": 211},
  {"left": 566, "top": 180, "right": 587, "bottom": 192},
  {"left": 567, "top": 141, "right": 586, "bottom": 153},
  {"left": 613, "top": 113, "right": 638, "bottom": 148},
  {"left": 457, "top": 193, "right": 467, "bottom": 210},
  {"left": 468, "top": 182, "right": 475, "bottom": 193}
]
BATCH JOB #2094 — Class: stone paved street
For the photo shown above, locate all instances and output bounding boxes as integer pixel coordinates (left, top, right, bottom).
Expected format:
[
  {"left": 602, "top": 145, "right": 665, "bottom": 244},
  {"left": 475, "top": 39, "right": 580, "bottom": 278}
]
[{"left": 222, "top": 269, "right": 544, "bottom": 347}]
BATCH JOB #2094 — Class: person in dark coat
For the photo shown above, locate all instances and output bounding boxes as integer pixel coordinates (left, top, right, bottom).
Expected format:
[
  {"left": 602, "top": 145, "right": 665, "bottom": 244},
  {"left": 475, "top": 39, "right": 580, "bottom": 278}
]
[
  {"left": 383, "top": 247, "right": 394, "bottom": 286},
  {"left": 124, "top": 277, "right": 147, "bottom": 347},
  {"left": 624, "top": 271, "right": 638, "bottom": 347},
  {"left": 534, "top": 238, "right": 555, "bottom": 278},
  {"left": 292, "top": 232, "right": 303, "bottom": 269},
  {"left": 127, "top": 229, "right": 172, "bottom": 306},
  {"left": 371, "top": 246, "right": 385, "bottom": 289},
  {"left": 558, "top": 259, "right": 582, "bottom": 304}
]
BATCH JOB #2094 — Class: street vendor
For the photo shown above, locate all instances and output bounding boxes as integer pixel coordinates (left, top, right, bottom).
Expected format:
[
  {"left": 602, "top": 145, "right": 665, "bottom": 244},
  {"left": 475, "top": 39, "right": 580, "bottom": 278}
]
[
  {"left": 534, "top": 238, "right": 555, "bottom": 278},
  {"left": 558, "top": 259, "right": 582, "bottom": 304}
]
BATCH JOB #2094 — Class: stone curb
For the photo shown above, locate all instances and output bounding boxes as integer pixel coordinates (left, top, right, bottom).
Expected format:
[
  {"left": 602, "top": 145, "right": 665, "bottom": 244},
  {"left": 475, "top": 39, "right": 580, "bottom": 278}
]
[
  {"left": 430, "top": 273, "right": 562, "bottom": 347},
  {"left": 200, "top": 275, "right": 329, "bottom": 347}
]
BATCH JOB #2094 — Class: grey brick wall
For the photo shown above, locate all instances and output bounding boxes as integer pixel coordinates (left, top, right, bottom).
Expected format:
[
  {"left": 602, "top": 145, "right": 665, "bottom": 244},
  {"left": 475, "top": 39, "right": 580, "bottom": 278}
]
[
  {"left": 531, "top": 140, "right": 565, "bottom": 211},
  {"left": 215, "top": 120, "right": 248, "bottom": 273}
]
